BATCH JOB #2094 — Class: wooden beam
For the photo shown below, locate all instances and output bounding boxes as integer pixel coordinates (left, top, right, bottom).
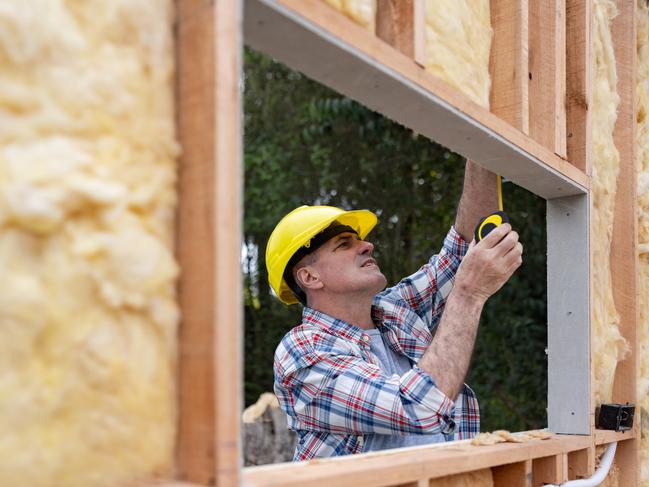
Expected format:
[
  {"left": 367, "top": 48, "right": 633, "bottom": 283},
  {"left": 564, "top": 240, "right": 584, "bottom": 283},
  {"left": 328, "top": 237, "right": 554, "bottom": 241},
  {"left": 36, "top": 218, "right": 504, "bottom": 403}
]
[
  {"left": 376, "top": 0, "right": 417, "bottom": 60},
  {"left": 528, "top": 0, "right": 567, "bottom": 156},
  {"left": 489, "top": 0, "right": 529, "bottom": 133},
  {"left": 565, "top": 0, "right": 593, "bottom": 173},
  {"left": 175, "top": 1, "right": 243, "bottom": 486},
  {"left": 594, "top": 428, "right": 636, "bottom": 445},
  {"left": 567, "top": 447, "right": 595, "bottom": 480},
  {"left": 492, "top": 460, "right": 532, "bottom": 486},
  {"left": 532, "top": 454, "right": 566, "bottom": 485},
  {"left": 245, "top": 0, "right": 589, "bottom": 198},
  {"left": 609, "top": 1, "right": 639, "bottom": 485},
  {"left": 242, "top": 435, "right": 591, "bottom": 487}
]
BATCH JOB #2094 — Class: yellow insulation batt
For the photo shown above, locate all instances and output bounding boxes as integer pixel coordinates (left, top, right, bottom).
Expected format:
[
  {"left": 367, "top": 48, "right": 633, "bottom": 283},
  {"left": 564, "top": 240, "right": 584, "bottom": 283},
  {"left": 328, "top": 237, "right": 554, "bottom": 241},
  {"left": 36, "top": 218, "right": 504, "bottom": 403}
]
[
  {"left": 637, "top": 1, "right": 649, "bottom": 484},
  {"left": 322, "top": 0, "right": 376, "bottom": 29},
  {"left": 423, "top": 0, "right": 492, "bottom": 108},
  {"left": 0, "top": 1, "right": 179, "bottom": 486},
  {"left": 591, "top": 0, "right": 628, "bottom": 406}
]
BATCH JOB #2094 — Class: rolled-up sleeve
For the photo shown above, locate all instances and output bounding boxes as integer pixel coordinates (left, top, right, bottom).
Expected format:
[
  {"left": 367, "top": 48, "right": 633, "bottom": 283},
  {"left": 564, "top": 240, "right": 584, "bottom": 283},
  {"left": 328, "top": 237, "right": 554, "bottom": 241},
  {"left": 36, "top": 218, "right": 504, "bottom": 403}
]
[{"left": 380, "top": 227, "right": 469, "bottom": 332}]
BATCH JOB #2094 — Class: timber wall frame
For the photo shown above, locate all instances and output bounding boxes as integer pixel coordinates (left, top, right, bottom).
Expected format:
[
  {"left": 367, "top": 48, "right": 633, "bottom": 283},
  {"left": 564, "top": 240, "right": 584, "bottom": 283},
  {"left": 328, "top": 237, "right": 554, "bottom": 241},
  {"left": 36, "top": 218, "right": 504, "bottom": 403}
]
[{"left": 170, "top": 0, "right": 639, "bottom": 486}]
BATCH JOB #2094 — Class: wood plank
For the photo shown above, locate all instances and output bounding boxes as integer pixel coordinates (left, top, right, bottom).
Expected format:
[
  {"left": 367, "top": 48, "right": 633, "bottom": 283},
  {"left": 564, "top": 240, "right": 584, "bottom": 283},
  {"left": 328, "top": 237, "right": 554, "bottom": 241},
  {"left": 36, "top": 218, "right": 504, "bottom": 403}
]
[
  {"left": 565, "top": 0, "right": 593, "bottom": 173},
  {"left": 567, "top": 447, "right": 594, "bottom": 480},
  {"left": 376, "top": 0, "right": 415, "bottom": 58},
  {"left": 244, "top": 0, "right": 589, "bottom": 199},
  {"left": 609, "top": 0, "right": 639, "bottom": 485},
  {"left": 242, "top": 436, "right": 591, "bottom": 487},
  {"left": 492, "top": 460, "right": 532, "bottom": 487},
  {"left": 528, "top": 0, "right": 567, "bottom": 156},
  {"left": 175, "top": 0, "right": 243, "bottom": 486},
  {"left": 532, "top": 454, "right": 565, "bottom": 486},
  {"left": 594, "top": 428, "right": 636, "bottom": 445},
  {"left": 489, "top": 0, "right": 529, "bottom": 133}
]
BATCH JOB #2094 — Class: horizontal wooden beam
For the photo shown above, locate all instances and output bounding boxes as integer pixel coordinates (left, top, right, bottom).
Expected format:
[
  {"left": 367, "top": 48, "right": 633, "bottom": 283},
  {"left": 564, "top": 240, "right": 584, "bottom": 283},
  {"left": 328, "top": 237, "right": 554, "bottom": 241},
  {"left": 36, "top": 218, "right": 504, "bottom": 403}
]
[
  {"left": 594, "top": 428, "right": 636, "bottom": 445},
  {"left": 244, "top": 0, "right": 589, "bottom": 199},
  {"left": 242, "top": 435, "right": 591, "bottom": 487}
]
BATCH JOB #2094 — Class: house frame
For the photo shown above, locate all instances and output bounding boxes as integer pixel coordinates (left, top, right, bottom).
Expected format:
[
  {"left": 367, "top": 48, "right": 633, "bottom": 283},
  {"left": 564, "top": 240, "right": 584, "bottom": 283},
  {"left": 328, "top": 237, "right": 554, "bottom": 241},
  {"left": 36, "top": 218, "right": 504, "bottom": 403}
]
[{"left": 170, "top": 0, "right": 639, "bottom": 485}]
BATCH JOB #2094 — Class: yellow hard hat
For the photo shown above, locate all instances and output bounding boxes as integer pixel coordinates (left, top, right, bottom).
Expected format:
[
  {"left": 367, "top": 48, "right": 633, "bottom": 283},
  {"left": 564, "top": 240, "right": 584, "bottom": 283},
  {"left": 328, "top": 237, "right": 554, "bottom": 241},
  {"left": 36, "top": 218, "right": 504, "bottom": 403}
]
[{"left": 266, "top": 205, "right": 377, "bottom": 305}]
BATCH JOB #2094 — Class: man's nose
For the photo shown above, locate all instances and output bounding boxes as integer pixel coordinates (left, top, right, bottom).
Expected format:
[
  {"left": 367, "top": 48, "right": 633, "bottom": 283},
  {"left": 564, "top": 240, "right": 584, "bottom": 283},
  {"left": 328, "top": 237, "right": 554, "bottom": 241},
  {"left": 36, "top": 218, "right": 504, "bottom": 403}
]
[{"left": 358, "top": 240, "right": 374, "bottom": 254}]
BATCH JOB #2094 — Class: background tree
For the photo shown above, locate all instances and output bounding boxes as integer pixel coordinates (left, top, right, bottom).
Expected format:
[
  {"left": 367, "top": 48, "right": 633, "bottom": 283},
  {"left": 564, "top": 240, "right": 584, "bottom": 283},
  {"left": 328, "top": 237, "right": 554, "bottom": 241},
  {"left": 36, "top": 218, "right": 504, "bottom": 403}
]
[{"left": 243, "top": 47, "right": 547, "bottom": 432}]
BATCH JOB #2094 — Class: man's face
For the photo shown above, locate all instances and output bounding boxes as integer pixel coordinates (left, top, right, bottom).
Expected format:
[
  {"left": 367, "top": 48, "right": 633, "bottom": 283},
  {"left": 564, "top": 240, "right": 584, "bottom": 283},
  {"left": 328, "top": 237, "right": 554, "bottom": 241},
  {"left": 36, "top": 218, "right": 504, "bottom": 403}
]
[{"left": 307, "top": 232, "right": 387, "bottom": 298}]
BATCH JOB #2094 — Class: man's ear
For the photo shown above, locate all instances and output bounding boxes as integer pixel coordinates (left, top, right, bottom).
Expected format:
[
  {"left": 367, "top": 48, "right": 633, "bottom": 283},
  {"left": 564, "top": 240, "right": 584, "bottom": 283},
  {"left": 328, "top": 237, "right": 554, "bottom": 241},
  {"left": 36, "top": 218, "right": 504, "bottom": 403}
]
[{"left": 295, "top": 266, "right": 323, "bottom": 291}]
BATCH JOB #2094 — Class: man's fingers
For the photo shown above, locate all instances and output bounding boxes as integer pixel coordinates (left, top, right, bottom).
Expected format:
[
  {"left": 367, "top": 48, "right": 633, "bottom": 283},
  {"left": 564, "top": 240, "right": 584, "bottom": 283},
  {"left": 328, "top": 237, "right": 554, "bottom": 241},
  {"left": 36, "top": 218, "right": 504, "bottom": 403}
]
[
  {"left": 503, "top": 242, "right": 523, "bottom": 272},
  {"left": 477, "top": 222, "right": 511, "bottom": 248},
  {"left": 493, "top": 231, "right": 520, "bottom": 256}
]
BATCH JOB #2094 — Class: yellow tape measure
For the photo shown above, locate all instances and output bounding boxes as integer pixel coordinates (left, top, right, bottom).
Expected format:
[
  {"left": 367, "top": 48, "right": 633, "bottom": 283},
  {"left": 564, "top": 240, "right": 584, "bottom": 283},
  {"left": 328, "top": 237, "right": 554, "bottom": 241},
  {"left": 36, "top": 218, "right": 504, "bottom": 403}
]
[{"left": 474, "top": 175, "right": 509, "bottom": 242}]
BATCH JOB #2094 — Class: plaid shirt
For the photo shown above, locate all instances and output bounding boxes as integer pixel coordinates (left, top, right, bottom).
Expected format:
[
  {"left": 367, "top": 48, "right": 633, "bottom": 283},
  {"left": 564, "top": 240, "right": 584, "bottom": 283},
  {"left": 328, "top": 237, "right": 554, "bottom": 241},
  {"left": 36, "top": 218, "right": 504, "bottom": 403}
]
[{"left": 274, "top": 227, "right": 480, "bottom": 461}]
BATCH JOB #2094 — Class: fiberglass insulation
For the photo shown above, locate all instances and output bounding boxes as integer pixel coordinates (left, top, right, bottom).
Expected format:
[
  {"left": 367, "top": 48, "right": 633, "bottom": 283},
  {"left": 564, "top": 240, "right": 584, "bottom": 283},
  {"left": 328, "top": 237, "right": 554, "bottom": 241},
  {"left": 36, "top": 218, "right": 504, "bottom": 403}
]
[
  {"left": 323, "top": 0, "right": 376, "bottom": 29},
  {"left": 637, "top": 1, "right": 649, "bottom": 484},
  {"left": 0, "top": 1, "right": 179, "bottom": 486},
  {"left": 423, "top": 0, "right": 493, "bottom": 108},
  {"left": 591, "top": 0, "right": 629, "bottom": 406}
]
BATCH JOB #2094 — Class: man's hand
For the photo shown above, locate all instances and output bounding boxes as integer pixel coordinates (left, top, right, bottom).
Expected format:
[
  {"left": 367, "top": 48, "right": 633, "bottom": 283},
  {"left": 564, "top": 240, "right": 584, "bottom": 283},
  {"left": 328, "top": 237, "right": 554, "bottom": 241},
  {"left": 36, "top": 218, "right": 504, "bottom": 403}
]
[
  {"left": 453, "top": 223, "right": 523, "bottom": 303},
  {"left": 417, "top": 224, "right": 522, "bottom": 401}
]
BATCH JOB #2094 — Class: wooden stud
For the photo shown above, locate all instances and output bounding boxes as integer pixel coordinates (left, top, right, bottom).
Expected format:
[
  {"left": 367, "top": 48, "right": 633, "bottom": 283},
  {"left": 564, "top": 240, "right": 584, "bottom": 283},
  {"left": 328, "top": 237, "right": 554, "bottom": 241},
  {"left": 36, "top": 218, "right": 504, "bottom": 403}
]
[
  {"left": 532, "top": 454, "right": 566, "bottom": 486},
  {"left": 175, "top": 0, "right": 243, "bottom": 485},
  {"left": 565, "top": 0, "right": 593, "bottom": 173},
  {"left": 489, "top": 0, "right": 529, "bottom": 133},
  {"left": 375, "top": 1, "right": 425, "bottom": 65},
  {"left": 528, "top": 0, "right": 567, "bottom": 156},
  {"left": 492, "top": 460, "right": 532, "bottom": 487},
  {"left": 376, "top": 1, "right": 414, "bottom": 58},
  {"left": 609, "top": 0, "right": 639, "bottom": 485},
  {"left": 567, "top": 447, "right": 595, "bottom": 480}
]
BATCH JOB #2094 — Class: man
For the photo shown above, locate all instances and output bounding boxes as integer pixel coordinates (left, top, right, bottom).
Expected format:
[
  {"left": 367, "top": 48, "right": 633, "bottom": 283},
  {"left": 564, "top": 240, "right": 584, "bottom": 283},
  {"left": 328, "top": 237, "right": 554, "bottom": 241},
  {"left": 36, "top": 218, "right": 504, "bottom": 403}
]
[{"left": 266, "top": 161, "right": 523, "bottom": 460}]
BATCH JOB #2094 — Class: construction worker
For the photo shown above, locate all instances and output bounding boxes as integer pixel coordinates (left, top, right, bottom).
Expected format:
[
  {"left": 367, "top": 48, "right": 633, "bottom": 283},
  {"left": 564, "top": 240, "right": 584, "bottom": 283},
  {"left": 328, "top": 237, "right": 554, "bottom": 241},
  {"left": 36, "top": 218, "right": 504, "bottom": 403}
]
[{"left": 266, "top": 161, "right": 523, "bottom": 460}]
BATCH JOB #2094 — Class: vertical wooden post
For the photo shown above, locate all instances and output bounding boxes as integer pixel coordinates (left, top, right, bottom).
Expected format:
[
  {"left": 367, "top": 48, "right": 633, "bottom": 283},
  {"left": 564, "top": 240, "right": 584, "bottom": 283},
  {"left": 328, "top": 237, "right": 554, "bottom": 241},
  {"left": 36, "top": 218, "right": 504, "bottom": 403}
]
[
  {"left": 609, "top": 0, "right": 639, "bottom": 485},
  {"left": 489, "top": 0, "right": 529, "bottom": 132},
  {"left": 175, "top": 1, "right": 243, "bottom": 485},
  {"left": 565, "top": 0, "right": 592, "bottom": 173},
  {"left": 567, "top": 447, "right": 595, "bottom": 479},
  {"left": 492, "top": 460, "right": 532, "bottom": 486},
  {"left": 376, "top": 1, "right": 416, "bottom": 59},
  {"left": 528, "top": 0, "right": 567, "bottom": 156},
  {"left": 532, "top": 454, "right": 567, "bottom": 486}
]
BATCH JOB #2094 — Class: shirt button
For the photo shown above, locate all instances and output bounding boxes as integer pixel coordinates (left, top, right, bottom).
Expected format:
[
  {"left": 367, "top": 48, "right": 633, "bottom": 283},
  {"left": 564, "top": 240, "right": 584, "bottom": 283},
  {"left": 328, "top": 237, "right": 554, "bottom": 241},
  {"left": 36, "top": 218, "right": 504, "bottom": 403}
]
[{"left": 361, "top": 335, "right": 370, "bottom": 343}]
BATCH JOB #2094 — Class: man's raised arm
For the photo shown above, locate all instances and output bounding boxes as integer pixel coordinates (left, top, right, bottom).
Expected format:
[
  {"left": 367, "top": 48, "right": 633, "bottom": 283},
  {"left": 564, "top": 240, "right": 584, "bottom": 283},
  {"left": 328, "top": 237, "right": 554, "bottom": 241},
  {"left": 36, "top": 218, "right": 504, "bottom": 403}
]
[{"left": 454, "top": 159, "right": 500, "bottom": 242}]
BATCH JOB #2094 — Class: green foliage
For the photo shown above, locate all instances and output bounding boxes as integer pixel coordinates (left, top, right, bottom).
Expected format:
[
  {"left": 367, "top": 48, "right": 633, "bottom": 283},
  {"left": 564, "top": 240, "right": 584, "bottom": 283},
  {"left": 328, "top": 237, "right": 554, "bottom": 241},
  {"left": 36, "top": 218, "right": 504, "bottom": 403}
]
[{"left": 243, "top": 47, "right": 547, "bottom": 432}]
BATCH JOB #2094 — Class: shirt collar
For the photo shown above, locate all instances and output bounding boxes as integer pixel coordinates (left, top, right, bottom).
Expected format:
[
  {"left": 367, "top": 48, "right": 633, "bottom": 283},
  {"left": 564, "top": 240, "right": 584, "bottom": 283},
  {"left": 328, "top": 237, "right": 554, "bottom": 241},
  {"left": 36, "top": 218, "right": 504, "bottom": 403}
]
[{"left": 302, "top": 306, "right": 385, "bottom": 345}]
